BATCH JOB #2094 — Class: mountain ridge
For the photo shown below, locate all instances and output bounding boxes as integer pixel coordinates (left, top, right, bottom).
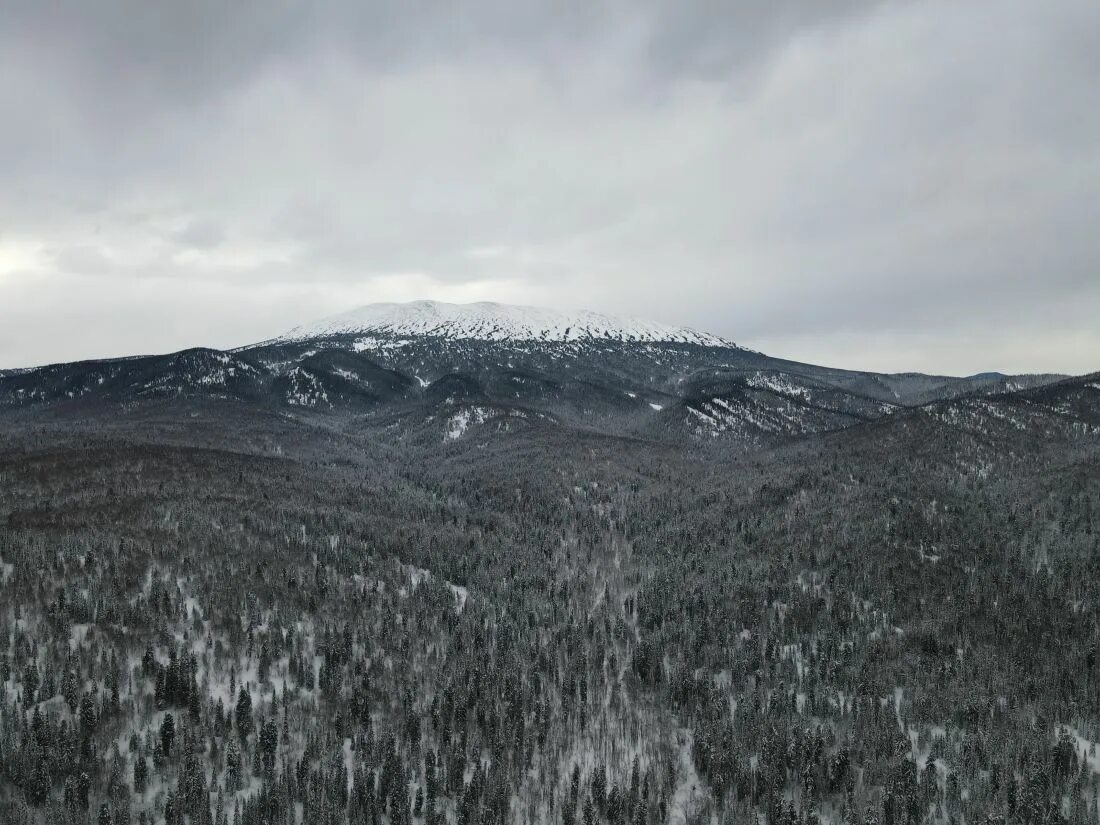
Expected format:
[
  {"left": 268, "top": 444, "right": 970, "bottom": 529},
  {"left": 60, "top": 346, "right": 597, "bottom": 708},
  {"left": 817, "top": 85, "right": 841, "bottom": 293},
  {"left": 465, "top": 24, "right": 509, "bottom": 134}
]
[
  {"left": 0, "top": 299, "right": 1089, "bottom": 449},
  {"left": 273, "top": 299, "right": 734, "bottom": 348}
]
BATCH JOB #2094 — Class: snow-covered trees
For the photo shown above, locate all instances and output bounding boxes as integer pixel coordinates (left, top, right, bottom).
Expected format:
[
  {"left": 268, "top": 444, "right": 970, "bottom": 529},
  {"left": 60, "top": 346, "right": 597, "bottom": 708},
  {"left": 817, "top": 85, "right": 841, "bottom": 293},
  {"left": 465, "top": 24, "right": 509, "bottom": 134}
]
[
  {"left": 235, "top": 688, "right": 253, "bottom": 741},
  {"left": 1, "top": 389, "right": 1099, "bottom": 825}
]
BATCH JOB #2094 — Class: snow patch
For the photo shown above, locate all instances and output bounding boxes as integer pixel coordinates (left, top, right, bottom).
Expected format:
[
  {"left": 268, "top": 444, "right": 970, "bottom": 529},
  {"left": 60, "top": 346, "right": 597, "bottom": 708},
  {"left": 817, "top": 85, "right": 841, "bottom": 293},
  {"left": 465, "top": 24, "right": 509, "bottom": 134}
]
[
  {"left": 445, "top": 407, "right": 490, "bottom": 441},
  {"left": 406, "top": 565, "right": 468, "bottom": 613}
]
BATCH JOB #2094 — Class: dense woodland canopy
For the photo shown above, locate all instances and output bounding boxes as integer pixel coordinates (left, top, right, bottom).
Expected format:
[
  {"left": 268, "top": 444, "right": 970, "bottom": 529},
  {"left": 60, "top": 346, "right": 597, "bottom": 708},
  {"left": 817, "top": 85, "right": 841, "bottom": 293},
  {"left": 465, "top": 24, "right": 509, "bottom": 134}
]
[{"left": 0, "top": 386, "right": 1098, "bottom": 825}]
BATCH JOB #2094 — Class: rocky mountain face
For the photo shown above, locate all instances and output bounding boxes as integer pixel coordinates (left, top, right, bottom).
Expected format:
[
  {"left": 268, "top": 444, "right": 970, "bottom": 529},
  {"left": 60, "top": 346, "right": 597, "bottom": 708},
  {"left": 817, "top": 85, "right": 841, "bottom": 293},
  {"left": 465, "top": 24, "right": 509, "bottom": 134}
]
[{"left": 0, "top": 300, "right": 1087, "bottom": 446}]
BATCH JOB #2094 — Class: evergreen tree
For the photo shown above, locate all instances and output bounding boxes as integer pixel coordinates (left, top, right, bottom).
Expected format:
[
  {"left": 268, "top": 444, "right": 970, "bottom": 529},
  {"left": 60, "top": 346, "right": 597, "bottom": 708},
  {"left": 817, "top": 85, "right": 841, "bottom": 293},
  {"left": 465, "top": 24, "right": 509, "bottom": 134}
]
[
  {"left": 161, "top": 712, "right": 176, "bottom": 756},
  {"left": 260, "top": 720, "right": 279, "bottom": 775},
  {"left": 236, "top": 687, "right": 254, "bottom": 739},
  {"left": 134, "top": 755, "right": 148, "bottom": 795}
]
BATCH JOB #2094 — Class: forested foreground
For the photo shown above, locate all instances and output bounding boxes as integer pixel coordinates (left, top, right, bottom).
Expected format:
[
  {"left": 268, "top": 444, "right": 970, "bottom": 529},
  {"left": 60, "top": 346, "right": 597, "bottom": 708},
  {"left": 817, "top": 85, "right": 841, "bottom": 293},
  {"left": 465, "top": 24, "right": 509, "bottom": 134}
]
[{"left": 1, "top": 404, "right": 1099, "bottom": 825}]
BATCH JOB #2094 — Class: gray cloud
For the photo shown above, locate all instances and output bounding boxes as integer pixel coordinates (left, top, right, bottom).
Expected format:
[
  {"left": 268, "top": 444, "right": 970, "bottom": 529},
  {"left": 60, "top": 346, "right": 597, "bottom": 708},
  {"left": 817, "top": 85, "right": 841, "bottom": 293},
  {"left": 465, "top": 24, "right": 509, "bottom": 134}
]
[
  {"left": 172, "top": 219, "right": 226, "bottom": 250},
  {"left": 2, "top": 1, "right": 884, "bottom": 94},
  {"left": 0, "top": 0, "right": 1098, "bottom": 375}
]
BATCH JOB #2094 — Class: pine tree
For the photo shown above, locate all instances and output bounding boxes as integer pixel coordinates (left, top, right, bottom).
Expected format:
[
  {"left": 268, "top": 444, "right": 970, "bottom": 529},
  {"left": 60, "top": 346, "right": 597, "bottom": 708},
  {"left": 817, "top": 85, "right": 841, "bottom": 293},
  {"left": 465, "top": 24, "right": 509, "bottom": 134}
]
[
  {"left": 226, "top": 738, "right": 242, "bottom": 791},
  {"left": 260, "top": 720, "right": 279, "bottom": 775},
  {"left": 161, "top": 712, "right": 176, "bottom": 756},
  {"left": 63, "top": 669, "right": 80, "bottom": 714},
  {"left": 592, "top": 763, "right": 607, "bottom": 812},
  {"left": 78, "top": 771, "right": 91, "bottom": 810},
  {"left": 27, "top": 754, "right": 50, "bottom": 806},
  {"left": 236, "top": 687, "right": 254, "bottom": 739},
  {"left": 259, "top": 639, "right": 271, "bottom": 685},
  {"left": 134, "top": 755, "right": 148, "bottom": 795}
]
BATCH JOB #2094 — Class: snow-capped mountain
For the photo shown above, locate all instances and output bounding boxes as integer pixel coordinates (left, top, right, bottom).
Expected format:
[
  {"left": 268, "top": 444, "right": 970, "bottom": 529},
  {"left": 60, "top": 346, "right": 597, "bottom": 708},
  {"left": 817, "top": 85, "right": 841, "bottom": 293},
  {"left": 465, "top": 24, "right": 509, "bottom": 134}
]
[
  {"left": 276, "top": 300, "right": 731, "bottom": 347},
  {"left": 0, "top": 298, "right": 1083, "bottom": 448}
]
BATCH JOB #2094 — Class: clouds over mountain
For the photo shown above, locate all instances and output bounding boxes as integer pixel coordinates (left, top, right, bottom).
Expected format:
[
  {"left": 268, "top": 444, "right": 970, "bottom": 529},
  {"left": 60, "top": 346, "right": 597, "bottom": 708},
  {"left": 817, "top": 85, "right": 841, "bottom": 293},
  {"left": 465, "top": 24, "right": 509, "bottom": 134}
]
[{"left": 1, "top": 0, "right": 1097, "bottom": 374}]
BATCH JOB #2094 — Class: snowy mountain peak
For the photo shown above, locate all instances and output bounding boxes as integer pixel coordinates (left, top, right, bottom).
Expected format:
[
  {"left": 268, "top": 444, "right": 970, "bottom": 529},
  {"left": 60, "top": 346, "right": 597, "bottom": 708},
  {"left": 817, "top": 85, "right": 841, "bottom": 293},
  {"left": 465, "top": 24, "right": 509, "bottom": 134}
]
[{"left": 277, "top": 300, "right": 732, "bottom": 347}]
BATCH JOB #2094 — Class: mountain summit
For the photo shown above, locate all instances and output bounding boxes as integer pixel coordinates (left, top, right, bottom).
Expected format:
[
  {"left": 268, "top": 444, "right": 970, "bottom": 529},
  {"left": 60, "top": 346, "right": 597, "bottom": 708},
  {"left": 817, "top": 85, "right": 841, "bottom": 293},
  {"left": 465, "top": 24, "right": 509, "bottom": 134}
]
[
  {"left": 277, "top": 300, "right": 731, "bottom": 347},
  {"left": 0, "top": 298, "right": 1081, "bottom": 447}
]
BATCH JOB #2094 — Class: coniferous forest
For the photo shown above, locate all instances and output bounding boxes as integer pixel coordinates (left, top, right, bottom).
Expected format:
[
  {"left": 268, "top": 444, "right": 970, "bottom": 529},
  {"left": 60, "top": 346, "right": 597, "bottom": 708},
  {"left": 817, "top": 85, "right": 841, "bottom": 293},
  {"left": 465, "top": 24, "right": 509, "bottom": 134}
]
[{"left": 0, "top": 380, "right": 1098, "bottom": 825}]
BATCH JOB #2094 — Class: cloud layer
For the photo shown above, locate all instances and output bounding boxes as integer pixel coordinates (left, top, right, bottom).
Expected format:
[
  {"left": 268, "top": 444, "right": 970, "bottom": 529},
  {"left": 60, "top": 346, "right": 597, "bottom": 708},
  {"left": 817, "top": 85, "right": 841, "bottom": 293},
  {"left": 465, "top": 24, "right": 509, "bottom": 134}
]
[{"left": 1, "top": 0, "right": 1098, "bottom": 375}]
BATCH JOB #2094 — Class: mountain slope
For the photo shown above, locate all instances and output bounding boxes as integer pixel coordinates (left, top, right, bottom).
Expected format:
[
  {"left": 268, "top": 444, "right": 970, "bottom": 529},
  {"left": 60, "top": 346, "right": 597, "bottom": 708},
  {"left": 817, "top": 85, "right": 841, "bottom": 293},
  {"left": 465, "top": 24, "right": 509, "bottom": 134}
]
[{"left": 0, "top": 300, "right": 1083, "bottom": 448}]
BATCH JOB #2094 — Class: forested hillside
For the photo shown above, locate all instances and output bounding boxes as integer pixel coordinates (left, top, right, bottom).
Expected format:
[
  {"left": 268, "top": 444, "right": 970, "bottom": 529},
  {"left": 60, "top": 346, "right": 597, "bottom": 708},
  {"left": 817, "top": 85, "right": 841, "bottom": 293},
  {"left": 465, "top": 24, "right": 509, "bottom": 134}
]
[{"left": 0, "top": 385, "right": 1098, "bottom": 825}]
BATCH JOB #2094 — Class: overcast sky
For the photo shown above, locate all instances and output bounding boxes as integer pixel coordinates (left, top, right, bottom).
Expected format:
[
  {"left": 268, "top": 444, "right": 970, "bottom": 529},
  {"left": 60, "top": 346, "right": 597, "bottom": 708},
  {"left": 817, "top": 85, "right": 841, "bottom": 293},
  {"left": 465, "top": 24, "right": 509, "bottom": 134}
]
[{"left": 1, "top": 0, "right": 1097, "bottom": 375}]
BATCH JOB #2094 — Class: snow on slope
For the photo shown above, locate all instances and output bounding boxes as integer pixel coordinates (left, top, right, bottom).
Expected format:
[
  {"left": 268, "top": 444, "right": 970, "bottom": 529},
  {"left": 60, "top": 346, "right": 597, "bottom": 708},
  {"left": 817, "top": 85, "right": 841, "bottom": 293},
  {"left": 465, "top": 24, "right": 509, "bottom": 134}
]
[{"left": 277, "top": 300, "right": 731, "bottom": 347}]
